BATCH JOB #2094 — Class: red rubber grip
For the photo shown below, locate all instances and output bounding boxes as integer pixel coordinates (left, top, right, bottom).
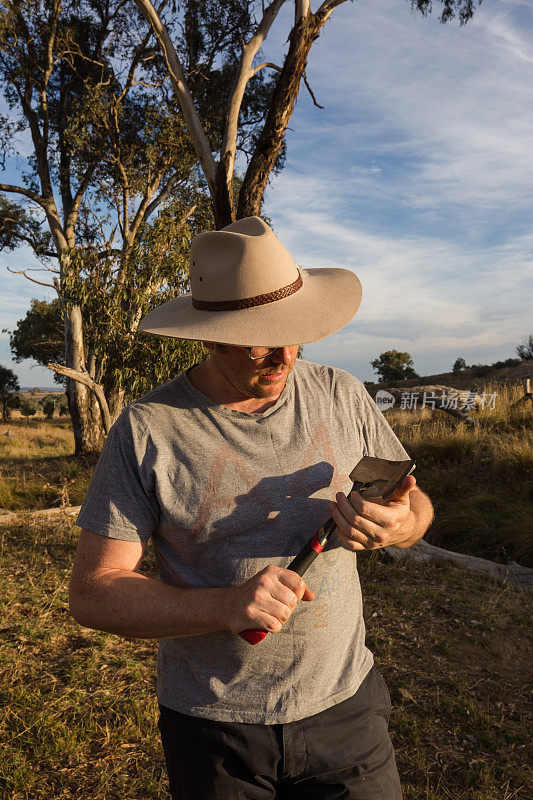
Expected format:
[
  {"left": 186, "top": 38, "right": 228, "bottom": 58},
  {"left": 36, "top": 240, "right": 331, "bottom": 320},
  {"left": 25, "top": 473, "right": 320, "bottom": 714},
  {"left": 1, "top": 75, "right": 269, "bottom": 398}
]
[{"left": 239, "top": 629, "right": 268, "bottom": 644}]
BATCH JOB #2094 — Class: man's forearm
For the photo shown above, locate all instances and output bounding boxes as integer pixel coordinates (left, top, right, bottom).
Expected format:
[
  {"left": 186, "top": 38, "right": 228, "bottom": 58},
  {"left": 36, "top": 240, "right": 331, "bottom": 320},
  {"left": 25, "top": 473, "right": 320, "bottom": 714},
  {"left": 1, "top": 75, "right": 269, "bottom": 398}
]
[
  {"left": 69, "top": 571, "right": 229, "bottom": 639},
  {"left": 396, "top": 488, "right": 434, "bottom": 548}
]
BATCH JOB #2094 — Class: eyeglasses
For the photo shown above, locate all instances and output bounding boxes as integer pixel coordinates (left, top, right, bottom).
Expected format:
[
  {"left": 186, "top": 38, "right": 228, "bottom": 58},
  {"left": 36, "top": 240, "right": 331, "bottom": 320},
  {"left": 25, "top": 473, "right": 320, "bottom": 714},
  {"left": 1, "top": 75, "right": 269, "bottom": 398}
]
[{"left": 239, "top": 346, "right": 283, "bottom": 360}]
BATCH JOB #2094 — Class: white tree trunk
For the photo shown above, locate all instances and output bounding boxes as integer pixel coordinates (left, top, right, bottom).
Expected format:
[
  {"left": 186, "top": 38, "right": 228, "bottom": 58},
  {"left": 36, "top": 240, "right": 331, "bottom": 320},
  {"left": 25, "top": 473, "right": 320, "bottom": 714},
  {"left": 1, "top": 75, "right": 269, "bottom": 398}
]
[{"left": 386, "top": 540, "right": 533, "bottom": 588}]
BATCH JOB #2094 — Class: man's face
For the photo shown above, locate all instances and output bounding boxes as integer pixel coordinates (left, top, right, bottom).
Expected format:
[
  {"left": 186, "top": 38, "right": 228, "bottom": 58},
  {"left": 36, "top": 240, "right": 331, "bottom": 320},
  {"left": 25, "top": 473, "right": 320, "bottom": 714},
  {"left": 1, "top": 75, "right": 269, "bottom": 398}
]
[{"left": 205, "top": 343, "right": 300, "bottom": 401}]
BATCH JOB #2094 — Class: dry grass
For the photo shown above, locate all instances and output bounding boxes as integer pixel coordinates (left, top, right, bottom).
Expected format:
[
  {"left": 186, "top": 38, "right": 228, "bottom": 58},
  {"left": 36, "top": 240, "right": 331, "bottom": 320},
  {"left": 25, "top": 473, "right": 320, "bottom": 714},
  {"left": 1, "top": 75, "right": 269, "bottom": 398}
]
[
  {"left": 0, "top": 517, "right": 530, "bottom": 800},
  {"left": 385, "top": 381, "right": 533, "bottom": 567},
  {"left": 0, "top": 419, "right": 97, "bottom": 512},
  {"left": 0, "top": 385, "right": 531, "bottom": 798}
]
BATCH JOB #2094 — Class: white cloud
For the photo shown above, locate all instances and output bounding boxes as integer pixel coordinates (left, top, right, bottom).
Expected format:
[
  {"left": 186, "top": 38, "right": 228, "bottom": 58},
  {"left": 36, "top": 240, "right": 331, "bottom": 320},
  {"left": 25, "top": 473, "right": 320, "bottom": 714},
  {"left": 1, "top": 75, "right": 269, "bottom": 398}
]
[{"left": 280, "top": 0, "right": 533, "bottom": 221}]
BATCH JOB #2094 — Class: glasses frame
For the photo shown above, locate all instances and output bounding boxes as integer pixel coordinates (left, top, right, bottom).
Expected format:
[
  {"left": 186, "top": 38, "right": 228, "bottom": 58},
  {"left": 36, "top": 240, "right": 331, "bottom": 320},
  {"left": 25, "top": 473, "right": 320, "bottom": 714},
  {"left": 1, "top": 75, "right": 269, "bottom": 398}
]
[{"left": 239, "top": 346, "right": 281, "bottom": 361}]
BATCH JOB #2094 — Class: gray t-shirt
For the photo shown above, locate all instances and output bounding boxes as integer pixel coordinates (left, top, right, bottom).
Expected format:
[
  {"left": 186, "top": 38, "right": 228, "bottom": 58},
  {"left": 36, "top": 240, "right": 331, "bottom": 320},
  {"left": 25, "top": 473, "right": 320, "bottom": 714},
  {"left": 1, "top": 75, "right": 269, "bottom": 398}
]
[{"left": 76, "top": 358, "right": 409, "bottom": 724}]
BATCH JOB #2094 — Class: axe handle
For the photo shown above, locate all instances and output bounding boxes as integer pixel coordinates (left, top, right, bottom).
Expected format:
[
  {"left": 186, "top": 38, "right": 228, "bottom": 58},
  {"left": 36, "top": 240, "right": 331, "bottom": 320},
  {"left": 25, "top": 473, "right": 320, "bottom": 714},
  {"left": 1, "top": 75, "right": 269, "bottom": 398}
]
[{"left": 238, "top": 513, "right": 340, "bottom": 645}]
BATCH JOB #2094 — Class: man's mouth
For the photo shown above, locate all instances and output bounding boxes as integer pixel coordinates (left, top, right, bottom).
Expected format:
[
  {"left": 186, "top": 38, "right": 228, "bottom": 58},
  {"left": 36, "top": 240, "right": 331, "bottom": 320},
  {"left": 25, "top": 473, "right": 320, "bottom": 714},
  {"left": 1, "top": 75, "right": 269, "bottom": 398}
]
[{"left": 261, "top": 371, "right": 285, "bottom": 380}]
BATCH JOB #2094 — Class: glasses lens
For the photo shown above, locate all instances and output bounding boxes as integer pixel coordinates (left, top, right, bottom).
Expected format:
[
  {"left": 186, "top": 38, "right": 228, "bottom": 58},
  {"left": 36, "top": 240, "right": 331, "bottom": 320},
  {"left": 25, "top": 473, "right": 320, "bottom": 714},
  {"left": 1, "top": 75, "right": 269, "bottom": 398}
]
[{"left": 249, "top": 346, "right": 277, "bottom": 359}]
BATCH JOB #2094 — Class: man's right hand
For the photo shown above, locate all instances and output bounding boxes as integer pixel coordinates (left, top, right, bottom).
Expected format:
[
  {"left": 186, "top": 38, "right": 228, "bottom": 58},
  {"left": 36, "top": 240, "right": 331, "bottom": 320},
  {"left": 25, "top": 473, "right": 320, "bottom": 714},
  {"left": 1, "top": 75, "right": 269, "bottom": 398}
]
[{"left": 223, "top": 565, "right": 316, "bottom": 636}]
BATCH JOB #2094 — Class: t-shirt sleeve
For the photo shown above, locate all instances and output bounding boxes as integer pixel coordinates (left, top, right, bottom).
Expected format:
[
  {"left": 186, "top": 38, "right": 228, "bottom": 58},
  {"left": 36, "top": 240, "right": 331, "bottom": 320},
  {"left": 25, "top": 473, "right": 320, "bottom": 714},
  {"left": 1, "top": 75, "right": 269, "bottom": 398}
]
[{"left": 75, "top": 410, "right": 159, "bottom": 543}]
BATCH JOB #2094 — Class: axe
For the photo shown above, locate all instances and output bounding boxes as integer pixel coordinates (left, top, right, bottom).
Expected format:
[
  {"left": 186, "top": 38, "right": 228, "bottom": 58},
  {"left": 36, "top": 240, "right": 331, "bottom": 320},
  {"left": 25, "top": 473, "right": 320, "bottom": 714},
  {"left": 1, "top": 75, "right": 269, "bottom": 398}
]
[{"left": 239, "top": 455, "right": 415, "bottom": 645}]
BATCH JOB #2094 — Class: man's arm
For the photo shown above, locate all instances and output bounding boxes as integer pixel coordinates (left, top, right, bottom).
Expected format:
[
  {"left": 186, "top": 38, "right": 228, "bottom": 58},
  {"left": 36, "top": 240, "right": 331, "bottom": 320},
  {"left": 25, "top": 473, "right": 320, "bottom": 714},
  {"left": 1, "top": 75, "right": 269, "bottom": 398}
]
[
  {"left": 69, "top": 529, "right": 314, "bottom": 640},
  {"left": 328, "top": 477, "right": 434, "bottom": 552}
]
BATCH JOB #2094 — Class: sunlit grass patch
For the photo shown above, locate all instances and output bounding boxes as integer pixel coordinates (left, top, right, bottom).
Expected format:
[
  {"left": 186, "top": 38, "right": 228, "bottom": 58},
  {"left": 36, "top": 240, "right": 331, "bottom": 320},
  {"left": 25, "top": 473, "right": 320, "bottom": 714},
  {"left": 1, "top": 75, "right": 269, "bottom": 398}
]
[
  {"left": 0, "top": 420, "right": 96, "bottom": 512},
  {"left": 0, "top": 419, "right": 74, "bottom": 459},
  {"left": 0, "top": 516, "right": 165, "bottom": 799}
]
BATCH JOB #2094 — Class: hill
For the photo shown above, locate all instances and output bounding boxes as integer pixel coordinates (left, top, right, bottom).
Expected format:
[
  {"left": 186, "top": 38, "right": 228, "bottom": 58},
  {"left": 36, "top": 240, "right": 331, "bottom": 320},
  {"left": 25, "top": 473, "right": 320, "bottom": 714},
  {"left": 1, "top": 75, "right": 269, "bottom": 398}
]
[{"left": 364, "top": 360, "right": 532, "bottom": 393}]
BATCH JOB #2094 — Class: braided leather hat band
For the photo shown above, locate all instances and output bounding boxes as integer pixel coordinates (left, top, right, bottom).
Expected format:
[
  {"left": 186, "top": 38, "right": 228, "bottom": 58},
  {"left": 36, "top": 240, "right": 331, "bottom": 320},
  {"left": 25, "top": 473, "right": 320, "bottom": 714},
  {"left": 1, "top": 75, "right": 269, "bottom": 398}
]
[{"left": 192, "top": 271, "right": 303, "bottom": 312}]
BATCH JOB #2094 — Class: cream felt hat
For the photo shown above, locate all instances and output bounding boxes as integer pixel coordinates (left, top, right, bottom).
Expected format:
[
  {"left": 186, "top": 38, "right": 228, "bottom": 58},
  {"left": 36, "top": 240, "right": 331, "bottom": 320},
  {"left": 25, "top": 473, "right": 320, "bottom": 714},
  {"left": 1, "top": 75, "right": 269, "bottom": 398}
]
[{"left": 139, "top": 216, "right": 362, "bottom": 346}]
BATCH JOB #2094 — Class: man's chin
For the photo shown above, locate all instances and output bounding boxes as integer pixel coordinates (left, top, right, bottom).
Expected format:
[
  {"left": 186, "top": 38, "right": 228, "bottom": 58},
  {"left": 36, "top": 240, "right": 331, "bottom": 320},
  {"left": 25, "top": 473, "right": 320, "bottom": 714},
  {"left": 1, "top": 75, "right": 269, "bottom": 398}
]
[{"left": 250, "top": 375, "right": 287, "bottom": 397}]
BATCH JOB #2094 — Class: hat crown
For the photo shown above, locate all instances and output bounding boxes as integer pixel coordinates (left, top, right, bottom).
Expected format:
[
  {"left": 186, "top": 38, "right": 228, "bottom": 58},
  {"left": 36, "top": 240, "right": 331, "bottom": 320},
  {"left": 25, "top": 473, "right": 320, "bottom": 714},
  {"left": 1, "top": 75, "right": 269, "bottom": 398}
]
[{"left": 190, "top": 216, "right": 299, "bottom": 303}]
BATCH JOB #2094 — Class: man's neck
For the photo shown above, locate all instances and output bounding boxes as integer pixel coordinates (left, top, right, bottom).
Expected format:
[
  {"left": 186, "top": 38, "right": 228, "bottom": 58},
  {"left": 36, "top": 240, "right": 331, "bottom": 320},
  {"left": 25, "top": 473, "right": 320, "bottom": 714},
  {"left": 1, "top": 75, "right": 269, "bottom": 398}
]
[{"left": 187, "top": 361, "right": 283, "bottom": 414}]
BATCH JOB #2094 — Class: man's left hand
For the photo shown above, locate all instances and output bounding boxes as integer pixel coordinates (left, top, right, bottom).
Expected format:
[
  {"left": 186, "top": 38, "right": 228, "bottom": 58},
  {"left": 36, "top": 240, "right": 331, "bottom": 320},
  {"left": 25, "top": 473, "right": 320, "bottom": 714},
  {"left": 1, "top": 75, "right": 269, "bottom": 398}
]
[{"left": 328, "top": 475, "right": 419, "bottom": 551}]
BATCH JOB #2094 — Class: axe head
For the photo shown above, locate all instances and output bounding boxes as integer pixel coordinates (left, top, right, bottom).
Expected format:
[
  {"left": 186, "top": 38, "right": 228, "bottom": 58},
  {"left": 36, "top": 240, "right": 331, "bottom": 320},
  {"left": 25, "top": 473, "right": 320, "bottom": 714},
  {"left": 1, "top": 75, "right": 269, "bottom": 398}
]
[{"left": 348, "top": 456, "right": 415, "bottom": 500}]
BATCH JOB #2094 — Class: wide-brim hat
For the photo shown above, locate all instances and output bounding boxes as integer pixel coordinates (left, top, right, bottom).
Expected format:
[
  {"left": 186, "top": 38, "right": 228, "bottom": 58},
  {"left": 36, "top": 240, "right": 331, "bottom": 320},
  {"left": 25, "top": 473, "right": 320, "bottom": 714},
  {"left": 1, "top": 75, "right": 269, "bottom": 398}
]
[{"left": 139, "top": 216, "right": 362, "bottom": 347}]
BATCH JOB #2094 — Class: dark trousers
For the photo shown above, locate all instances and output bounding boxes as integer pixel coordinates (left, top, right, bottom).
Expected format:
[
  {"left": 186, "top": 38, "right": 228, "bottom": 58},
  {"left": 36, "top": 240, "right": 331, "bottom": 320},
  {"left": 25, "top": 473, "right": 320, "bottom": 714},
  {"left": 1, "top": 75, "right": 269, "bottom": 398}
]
[{"left": 158, "top": 666, "right": 402, "bottom": 799}]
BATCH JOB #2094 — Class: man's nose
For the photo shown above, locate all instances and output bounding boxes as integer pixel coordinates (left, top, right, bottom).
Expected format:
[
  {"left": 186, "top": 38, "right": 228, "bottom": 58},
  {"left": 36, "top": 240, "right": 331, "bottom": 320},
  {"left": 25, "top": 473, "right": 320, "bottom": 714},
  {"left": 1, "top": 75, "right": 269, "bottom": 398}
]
[{"left": 270, "top": 347, "right": 293, "bottom": 365}]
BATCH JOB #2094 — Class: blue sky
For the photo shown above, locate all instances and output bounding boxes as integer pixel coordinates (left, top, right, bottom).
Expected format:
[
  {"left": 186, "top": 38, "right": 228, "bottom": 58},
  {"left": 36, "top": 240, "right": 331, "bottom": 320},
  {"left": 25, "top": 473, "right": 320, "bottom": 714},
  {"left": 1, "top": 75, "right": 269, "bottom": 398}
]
[{"left": 1, "top": 0, "right": 532, "bottom": 387}]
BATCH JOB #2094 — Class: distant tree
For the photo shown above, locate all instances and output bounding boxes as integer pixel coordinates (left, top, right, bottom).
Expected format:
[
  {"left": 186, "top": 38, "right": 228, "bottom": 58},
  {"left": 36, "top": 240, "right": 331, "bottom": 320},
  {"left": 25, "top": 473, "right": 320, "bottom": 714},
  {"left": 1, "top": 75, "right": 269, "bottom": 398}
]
[
  {"left": 0, "top": 365, "right": 19, "bottom": 421},
  {"left": 20, "top": 400, "right": 37, "bottom": 423},
  {"left": 491, "top": 358, "right": 521, "bottom": 370},
  {"left": 5, "top": 299, "right": 65, "bottom": 385},
  {"left": 58, "top": 402, "right": 69, "bottom": 417},
  {"left": 516, "top": 335, "right": 533, "bottom": 361},
  {"left": 370, "top": 350, "right": 418, "bottom": 383},
  {"left": 452, "top": 357, "right": 467, "bottom": 374},
  {"left": 43, "top": 399, "right": 56, "bottom": 419}
]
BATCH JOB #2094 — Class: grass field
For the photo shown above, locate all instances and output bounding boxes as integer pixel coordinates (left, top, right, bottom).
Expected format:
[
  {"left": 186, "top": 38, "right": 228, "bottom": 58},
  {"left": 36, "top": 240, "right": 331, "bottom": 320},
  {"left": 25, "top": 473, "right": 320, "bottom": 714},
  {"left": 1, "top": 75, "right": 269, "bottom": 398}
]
[{"left": 0, "top": 515, "right": 530, "bottom": 799}]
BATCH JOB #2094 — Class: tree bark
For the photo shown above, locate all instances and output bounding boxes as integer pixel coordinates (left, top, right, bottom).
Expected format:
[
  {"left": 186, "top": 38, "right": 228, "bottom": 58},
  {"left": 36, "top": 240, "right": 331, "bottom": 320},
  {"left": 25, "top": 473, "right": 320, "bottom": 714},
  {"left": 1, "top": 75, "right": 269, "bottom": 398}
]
[
  {"left": 237, "top": 11, "right": 322, "bottom": 218},
  {"left": 63, "top": 303, "right": 105, "bottom": 453},
  {"left": 213, "top": 160, "right": 235, "bottom": 229}
]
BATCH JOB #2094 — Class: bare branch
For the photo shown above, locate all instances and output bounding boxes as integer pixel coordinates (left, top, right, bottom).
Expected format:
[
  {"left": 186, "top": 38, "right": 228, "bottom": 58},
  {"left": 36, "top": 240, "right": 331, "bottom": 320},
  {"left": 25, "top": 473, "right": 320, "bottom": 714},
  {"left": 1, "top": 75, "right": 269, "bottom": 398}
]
[
  {"left": 303, "top": 73, "right": 324, "bottom": 108},
  {"left": 47, "top": 362, "right": 112, "bottom": 434},
  {"left": 316, "top": 0, "right": 348, "bottom": 23},
  {"left": 221, "top": 0, "right": 287, "bottom": 189},
  {"left": 250, "top": 61, "right": 283, "bottom": 76},
  {"left": 65, "top": 162, "right": 99, "bottom": 236},
  {"left": 117, "top": 29, "right": 154, "bottom": 103},
  {"left": 0, "top": 183, "right": 49, "bottom": 211},
  {"left": 133, "top": 0, "right": 217, "bottom": 193},
  {"left": 143, "top": 173, "right": 186, "bottom": 221},
  {"left": 295, "top": 1, "right": 311, "bottom": 23},
  {"left": 7, "top": 266, "right": 56, "bottom": 289}
]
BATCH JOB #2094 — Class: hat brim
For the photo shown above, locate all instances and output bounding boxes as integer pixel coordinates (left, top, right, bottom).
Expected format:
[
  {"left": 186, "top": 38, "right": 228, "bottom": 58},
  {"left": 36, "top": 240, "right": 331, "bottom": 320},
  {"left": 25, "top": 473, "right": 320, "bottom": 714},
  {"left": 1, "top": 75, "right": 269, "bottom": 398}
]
[{"left": 139, "top": 267, "right": 362, "bottom": 347}]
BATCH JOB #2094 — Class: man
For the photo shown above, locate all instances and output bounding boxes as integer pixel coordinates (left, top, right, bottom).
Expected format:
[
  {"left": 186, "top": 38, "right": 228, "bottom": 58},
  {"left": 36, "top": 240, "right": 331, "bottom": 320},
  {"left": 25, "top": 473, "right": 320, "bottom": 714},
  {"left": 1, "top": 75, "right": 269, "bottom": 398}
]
[{"left": 69, "top": 216, "right": 434, "bottom": 799}]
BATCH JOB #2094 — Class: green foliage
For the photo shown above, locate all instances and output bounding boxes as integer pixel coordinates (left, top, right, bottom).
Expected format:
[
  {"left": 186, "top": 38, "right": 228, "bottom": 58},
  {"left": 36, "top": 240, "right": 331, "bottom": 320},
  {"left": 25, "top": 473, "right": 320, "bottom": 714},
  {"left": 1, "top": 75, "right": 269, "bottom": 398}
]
[
  {"left": 0, "top": 364, "right": 20, "bottom": 420},
  {"left": 491, "top": 357, "right": 521, "bottom": 370},
  {"left": 452, "top": 357, "right": 467, "bottom": 374},
  {"left": 7, "top": 298, "right": 64, "bottom": 385},
  {"left": 370, "top": 350, "right": 418, "bottom": 383},
  {"left": 43, "top": 399, "right": 55, "bottom": 419},
  {"left": 60, "top": 194, "right": 213, "bottom": 399},
  {"left": 516, "top": 334, "right": 533, "bottom": 360},
  {"left": 411, "top": 0, "right": 482, "bottom": 26},
  {"left": 20, "top": 400, "right": 37, "bottom": 421},
  {"left": 0, "top": 196, "right": 54, "bottom": 257}
]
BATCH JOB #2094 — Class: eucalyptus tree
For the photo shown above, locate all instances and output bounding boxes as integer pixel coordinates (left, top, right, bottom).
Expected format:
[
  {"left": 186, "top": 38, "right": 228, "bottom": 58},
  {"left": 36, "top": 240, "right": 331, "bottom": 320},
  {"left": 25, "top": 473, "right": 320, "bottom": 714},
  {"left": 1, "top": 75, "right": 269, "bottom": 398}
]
[
  {"left": 133, "top": 0, "right": 480, "bottom": 229},
  {"left": 0, "top": 1, "right": 211, "bottom": 451}
]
